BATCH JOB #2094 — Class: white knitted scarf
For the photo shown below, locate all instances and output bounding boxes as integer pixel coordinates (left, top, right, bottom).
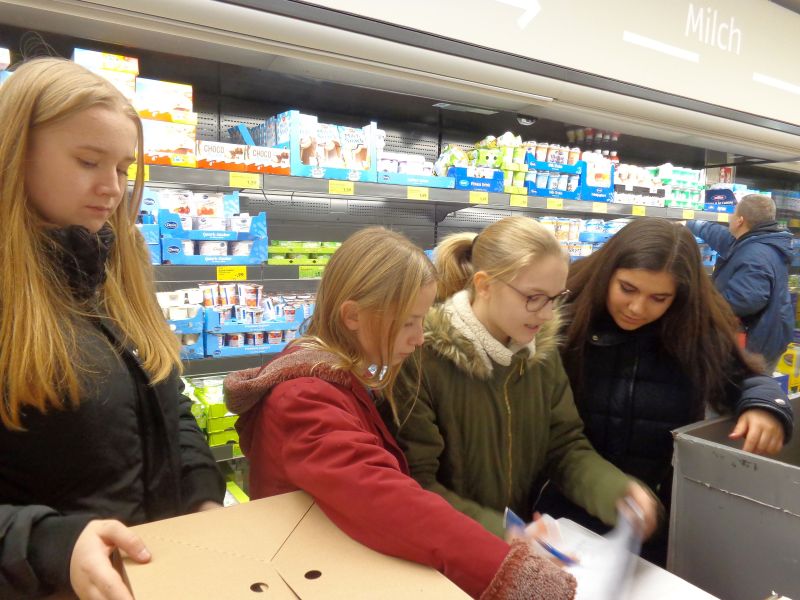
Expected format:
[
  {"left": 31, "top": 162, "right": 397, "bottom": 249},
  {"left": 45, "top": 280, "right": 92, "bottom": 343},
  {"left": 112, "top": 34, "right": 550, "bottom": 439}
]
[{"left": 443, "top": 290, "right": 536, "bottom": 374}]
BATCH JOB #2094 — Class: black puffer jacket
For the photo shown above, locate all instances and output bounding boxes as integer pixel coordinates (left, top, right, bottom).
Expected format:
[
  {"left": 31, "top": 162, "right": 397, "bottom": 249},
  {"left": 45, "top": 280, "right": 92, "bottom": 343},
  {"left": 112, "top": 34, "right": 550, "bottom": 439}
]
[
  {"left": 537, "top": 312, "right": 793, "bottom": 565},
  {"left": 569, "top": 313, "right": 792, "bottom": 501},
  {"left": 0, "top": 226, "right": 224, "bottom": 598}
]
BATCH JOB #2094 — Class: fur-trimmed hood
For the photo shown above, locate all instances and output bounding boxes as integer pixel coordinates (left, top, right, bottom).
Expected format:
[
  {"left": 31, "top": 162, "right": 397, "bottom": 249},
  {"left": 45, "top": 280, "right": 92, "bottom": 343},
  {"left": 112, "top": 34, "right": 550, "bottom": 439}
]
[
  {"left": 224, "top": 348, "right": 352, "bottom": 417},
  {"left": 424, "top": 290, "right": 563, "bottom": 380}
]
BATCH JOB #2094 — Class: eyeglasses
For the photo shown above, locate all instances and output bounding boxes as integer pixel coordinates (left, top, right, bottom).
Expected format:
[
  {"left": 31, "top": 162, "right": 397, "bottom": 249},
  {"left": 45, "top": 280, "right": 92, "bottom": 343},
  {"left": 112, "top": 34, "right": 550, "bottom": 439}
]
[{"left": 500, "top": 280, "right": 571, "bottom": 312}]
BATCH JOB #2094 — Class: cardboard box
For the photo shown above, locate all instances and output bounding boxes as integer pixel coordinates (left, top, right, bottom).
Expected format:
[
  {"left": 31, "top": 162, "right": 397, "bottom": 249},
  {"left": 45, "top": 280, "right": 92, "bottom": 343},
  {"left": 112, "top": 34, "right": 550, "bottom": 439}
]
[
  {"left": 123, "top": 491, "right": 467, "bottom": 599},
  {"left": 72, "top": 48, "right": 139, "bottom": 74},
  {"left": 245, "top": 145, "right": 291, "bottom": 175},
  {"left": 274, "top": 110, "right": 378, "bottom": 182},
  {"left": 142, "top": 119, "right": 196, "bottom": 168},
  {"left": 196, "top": 140, "right": 248, "bottom": 171},
  {"left": 669, "top": 397, "right": 800, "bottom": 600},
  {"left": 135, "top": 77, "right": 195, "bottom": 125}
]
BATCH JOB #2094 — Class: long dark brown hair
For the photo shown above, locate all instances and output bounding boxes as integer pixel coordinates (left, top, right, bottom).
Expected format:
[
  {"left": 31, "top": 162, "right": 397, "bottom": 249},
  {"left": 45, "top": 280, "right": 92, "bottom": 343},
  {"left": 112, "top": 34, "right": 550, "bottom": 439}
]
[{"left": 563, "top": 218, "right": 763, "bottom": 415}]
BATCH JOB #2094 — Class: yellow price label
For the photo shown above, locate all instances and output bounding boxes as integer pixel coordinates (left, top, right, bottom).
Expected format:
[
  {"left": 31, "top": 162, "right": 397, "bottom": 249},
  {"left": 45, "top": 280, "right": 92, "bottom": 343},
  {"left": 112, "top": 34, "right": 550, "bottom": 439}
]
[
  {"left": 682, "top": 209, "right": 696, "bottom": 219},
  {"left": 127, "top": 164, "right": 150, "bottom": 181},
  {"left": 509, "top": 195, "right": 528, "bottom": 208},
  {"left": 329, "top": 180, "right": 355, "bottom": 195},
  {"left": 299, "top": 265, "right": 325, "bottom": 279},
  {"left": 789, "top": 218, "right": 800, "bottom": 228},
  {"left": 717, "top": 213, "right": 730, "bottom": 223},
  {"left": 546, "top": 198, "right": 564, "bottom": 210},
  {"left": 632, "top": 205, "right": 647, "bottom": 216},
  {"left": 228, "top": 172, "right": 261, "bottom": 189},
  {"left": 469, "top": 191, "right": 489, "bottom": 205},
  {"left": 592, "top": 202, "right": 608, "bottom": 214},
  {"left": 407, "top": 186, "right": 429, "bottom": 201},
  {"left": 216, "top": 266, "right": 248, "bottom": 281}
]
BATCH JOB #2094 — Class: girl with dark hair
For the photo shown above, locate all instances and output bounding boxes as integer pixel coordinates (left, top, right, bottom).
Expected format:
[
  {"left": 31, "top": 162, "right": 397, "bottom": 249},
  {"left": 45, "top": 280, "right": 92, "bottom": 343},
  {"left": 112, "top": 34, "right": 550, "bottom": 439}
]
[{"left": 538, "top": 217, "right": 793, "bottom": 565}]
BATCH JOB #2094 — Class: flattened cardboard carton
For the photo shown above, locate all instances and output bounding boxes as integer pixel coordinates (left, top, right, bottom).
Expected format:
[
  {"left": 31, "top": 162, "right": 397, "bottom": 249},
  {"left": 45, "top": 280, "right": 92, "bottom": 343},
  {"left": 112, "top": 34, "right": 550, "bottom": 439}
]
[{"left": 123, "top": 491, "right": 468, "bottom": 599}]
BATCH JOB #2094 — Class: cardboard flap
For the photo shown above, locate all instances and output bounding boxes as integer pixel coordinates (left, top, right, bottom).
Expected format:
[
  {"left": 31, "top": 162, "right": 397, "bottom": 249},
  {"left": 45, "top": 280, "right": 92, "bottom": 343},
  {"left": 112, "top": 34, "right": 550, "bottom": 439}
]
[
  {"left": 124, "top": 542, "right": 296, "bottom": 599},
  {"left": 123, "top": 491, "right": 466, "bottom": 599},
  {"left": 273, "top": 505, "right": 468, "bottom": 599}
]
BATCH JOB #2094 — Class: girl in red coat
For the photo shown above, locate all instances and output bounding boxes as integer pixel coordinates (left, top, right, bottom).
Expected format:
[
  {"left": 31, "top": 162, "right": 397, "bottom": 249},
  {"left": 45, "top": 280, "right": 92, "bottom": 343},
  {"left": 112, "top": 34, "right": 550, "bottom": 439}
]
[{"left": 225, "top": 227, "right": 576, "bottom": 599}]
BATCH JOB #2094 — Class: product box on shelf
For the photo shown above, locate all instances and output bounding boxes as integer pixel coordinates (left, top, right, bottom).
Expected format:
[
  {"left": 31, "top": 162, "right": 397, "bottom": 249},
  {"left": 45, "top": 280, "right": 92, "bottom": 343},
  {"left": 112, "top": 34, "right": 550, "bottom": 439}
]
[
  {"left": 158, "top": 209, "right": 267, "bottom": 241},
  {"left": 229, "top": 118, "right": 277, "bottom": 148},
  {"left": 377, "top": 152, "right": 453, "bottom": 188},
  {"left": 578, "top": 160, "right": 614, "bottom": 202},
  {"left": 207, "top": 414, "right": 238, "bottom": 434},
  {"left": 72, "top": 48, "right": 139, "bottom": 74},
  {"left": 122, "top": 491, "right": 468, "bottom": 600},
  {"left": 376, "top": 171, "right": 455, "bottom": 189},
  {"left": 267, "top": 241, "right": 337, "bottom": 266},
  {"left": 161, "top": 238, "right": 268, "bottom": 265},
  {"left": 194, "top": 140, "right": 247, "bottom": 172},
  {"left": 245, "top": 145, "right": 291, "bottom": 175},
  {"left": 134, "top": 77, "right": 196, "bottom": 125},
  {"left": 72, "top": 48, "right": 139, "bottom": 100},
  {"left": 179, "top": 335, "right": 205, "bottom": 360},
  {"left": 669, "top": 397, "right": 800, "bottom": 600},
  {"left": 0, "top": 47, "right": 8, "bottom": 71},
  {"left": 204, "top": 332, "right": 286, "bottom": 357},
  {"left": 776, "top": 343, "right": 800, "bottom": 393},
  {"left": 136, "top": 223, "right": 160, "bottom": 245},
  {"left": 142, "top": 119, "right": 196, "bottom": 168},
  {"left": 703, "top": 189, "right": 737, "bottom": 213},
  {"left": 147, "top": 244, "right": 160, "bottom": 265},
  {"left": 274, "top": 110, "right": 378, "bottom": 182},
  {"left": 208, "top": 428, "right": 239, "bottom": 447},
  {"left": 524, "top": 159, "right": 582, "bottom": 200},
  {"left": 447, "top": 166, "right": 504, "bottom": 193},
  {"left": 204, "top": 307, "right": 305, "bottom": 334},
  {"left": 166, "top": 306, "right": 205, "bottom": 334},
  {"left": 157, "top": 190, "right": 240, "bottom": 219}
]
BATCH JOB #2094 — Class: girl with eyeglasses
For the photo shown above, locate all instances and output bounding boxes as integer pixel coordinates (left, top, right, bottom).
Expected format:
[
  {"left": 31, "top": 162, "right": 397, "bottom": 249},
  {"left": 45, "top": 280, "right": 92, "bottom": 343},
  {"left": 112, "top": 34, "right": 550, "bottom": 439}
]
[
  {"left": 537, "top": 217, "right": 792, "bottom": 566},
  {"left": 389, "top": 216, "right": 659, "bottom": 543}
]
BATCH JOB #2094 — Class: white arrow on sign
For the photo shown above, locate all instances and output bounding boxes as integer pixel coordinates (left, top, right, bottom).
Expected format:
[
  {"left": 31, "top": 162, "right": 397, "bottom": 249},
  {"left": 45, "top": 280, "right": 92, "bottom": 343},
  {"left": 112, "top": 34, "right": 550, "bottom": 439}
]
[{"left": 494, "top": 0, "right": 542, "bottom": 29}]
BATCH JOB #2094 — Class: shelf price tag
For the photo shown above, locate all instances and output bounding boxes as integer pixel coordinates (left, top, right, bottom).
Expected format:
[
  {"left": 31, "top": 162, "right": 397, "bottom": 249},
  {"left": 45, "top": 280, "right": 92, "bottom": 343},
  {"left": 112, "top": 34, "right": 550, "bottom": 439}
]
[
  {"left": 682, "top": 209, "right": 696, "bottom": 220},
  {"left": 717, "top": 213, "right": 730, "bottom": 223},
  {"left": 592, "top": 202, "right": 608, "bottom": 214},
  {"left": 127, "top": 164, "right": 150, "bottom": 182},
  {"left": 216, "top": 266, "right": 248, "bottom": 281},
  {"left": 632, "top": 205, "right": 647, "bottom": 216},
  {"left": 299, "top": 265, "right": 325, "bottom": 279},
  {"left": 469, "top": 191, "right": 489, "bottom": 205},
  {"left": 509, "top": 195, "right": 528, "bottom": 208},
  {"left": 329, "top": 180, "right": 355, "bottom": 195},
  {"left": 228, "top": 172, "right": 261, "bottom": 189},
  {"left": 546, "top": 198, "right": 564, "bottom": 210},
  {"left": 407, "top": 186, "right": 429, "bottom": 201}
]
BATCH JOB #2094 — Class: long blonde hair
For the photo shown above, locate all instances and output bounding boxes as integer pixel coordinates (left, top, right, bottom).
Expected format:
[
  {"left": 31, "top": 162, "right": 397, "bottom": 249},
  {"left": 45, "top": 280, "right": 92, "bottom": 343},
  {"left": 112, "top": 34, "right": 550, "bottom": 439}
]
[
  {"left": 0, "top": 58, "right": 181, "bottom": 429},
  {"left": 436, "top": 216, "right": 566, "bottom": 300},
  {"left": 295, "top": 227, "right": 436, "bottom": 420}
]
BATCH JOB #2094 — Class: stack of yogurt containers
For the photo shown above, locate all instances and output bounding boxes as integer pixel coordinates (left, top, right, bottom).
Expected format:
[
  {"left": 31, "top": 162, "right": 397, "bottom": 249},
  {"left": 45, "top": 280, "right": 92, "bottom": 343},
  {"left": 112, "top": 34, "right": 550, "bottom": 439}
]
[
  {"left": 198, "top": 281, "right": 316, "bottom": 350},
  {"left": 526, "top": 143, "right": 582, "bottom": 194},
  {"left": 175, "top": 213, "right": 256, "bottom": 257},
  {"left": 156, "top": 288, "right": 204, "bottom": 348}
]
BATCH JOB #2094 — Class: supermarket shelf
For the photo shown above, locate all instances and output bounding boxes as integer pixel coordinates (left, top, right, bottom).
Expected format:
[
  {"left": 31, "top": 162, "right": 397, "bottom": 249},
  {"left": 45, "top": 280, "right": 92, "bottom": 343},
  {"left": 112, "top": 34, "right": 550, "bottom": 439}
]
[
  {"left": 210, "top": 444, "right": 246, "bottom": 463},
  {"left": 143, "top": 165, "right": 730, "bottom": 222},
  {"left": 153, "top": 264, "right": 303, "bottom": 282},
  {"left": 182, "top": 353, "right": 271, "bottom": 377}
]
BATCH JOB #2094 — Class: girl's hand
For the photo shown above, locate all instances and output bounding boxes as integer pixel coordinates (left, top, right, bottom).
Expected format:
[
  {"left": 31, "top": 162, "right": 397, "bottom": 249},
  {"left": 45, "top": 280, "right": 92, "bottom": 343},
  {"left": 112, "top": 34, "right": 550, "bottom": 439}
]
[{"left": 729, "top": 408, "right": 785, "bottom": 455}]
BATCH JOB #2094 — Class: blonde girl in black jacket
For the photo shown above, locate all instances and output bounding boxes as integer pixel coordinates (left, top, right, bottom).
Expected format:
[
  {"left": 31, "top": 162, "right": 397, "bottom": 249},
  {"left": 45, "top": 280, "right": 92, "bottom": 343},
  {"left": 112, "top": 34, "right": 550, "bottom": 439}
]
[{"left": 0, "top": 58, "right": 224, "bottom": 599}]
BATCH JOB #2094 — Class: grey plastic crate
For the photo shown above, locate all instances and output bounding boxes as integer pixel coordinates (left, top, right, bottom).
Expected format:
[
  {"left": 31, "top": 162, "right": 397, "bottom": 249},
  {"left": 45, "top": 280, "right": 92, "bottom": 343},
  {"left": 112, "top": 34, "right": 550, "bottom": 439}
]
[{"left": 669, "top": 397, "right": 800, "bottom": 600}]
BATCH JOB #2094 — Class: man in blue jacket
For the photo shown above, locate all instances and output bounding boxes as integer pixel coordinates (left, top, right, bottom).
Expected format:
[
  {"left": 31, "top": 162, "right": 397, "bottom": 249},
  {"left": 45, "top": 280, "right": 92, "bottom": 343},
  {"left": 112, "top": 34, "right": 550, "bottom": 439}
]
[{"left": 687, "top": 194, "right": 793, "bottom": 371}]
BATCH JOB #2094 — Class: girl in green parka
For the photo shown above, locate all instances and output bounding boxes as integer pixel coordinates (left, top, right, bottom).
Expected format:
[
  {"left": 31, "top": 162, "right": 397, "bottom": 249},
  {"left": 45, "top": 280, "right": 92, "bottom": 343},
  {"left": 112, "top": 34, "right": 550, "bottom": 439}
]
[{"left": 390, "top": 216, "right": 658, "bottom": 540}]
